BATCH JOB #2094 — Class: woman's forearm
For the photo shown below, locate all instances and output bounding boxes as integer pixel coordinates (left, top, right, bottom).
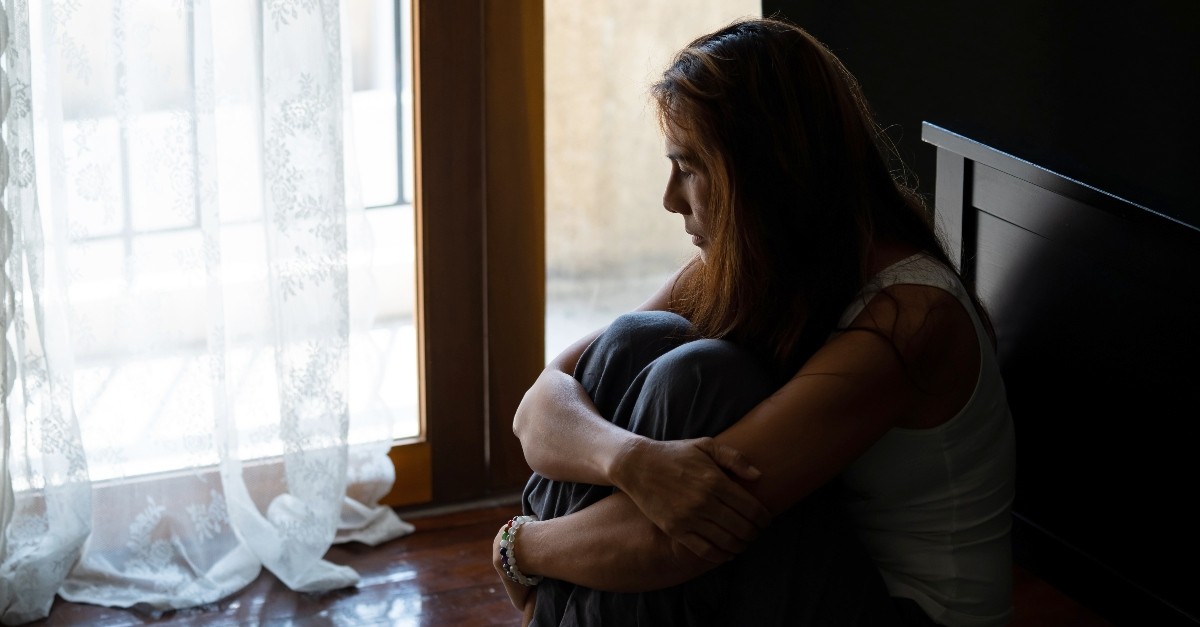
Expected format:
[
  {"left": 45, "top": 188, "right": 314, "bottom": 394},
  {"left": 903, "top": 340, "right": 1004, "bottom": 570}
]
[
  {"left": 517, "top": 492, "right": 717, "bottom": 592},
  {"left": 513, "top": 367, "right": 644, "bottom": 486},
  {"left": 514, "top": 267, "right": 685, "bottom": 488}
]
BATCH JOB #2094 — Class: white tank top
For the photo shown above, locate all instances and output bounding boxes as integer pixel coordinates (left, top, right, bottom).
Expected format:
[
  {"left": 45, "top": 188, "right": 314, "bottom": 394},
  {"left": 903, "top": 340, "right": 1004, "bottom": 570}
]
[{"left": 836, "top": 254, "right": 1016, "bottom": 627}]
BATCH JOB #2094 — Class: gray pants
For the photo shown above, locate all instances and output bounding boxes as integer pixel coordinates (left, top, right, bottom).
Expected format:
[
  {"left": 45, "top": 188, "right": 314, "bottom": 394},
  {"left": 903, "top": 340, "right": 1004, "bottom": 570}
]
[{"left": 522, "top": 311, "right": 934, "bottom": 626}]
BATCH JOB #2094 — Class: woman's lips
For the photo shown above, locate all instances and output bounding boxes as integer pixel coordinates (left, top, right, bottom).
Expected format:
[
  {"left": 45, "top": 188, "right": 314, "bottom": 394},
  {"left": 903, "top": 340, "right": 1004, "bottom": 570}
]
[{"left": 690, "top": 233, "right": 704, "bottom": 246}]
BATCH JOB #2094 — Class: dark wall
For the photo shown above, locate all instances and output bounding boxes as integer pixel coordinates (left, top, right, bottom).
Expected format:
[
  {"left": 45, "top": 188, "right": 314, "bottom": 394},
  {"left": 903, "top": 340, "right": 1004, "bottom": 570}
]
[{"left": 762, "top": 0, "right": 1199, "bottom": 225}]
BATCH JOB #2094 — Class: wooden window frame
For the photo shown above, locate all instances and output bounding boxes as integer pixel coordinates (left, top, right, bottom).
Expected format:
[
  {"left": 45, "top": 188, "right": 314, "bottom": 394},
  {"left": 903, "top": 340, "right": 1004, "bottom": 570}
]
[{"left": 383, "top": 0, "right": 543, "bottom": 509}]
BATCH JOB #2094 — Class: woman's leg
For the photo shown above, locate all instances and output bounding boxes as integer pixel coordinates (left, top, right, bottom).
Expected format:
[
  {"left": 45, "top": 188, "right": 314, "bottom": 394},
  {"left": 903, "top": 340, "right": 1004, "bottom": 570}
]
[
  {"left": 522, "top": 310, "right": 704, "bottom": 523},
  {"left": 523, "top": 311, "right": 782, "bottom": 626},
  {"left": 523, "top": 310, "right": 780, "bottom": 517},
  {"left": 520, "top": 311, "right": 909, "bottom": 626}
]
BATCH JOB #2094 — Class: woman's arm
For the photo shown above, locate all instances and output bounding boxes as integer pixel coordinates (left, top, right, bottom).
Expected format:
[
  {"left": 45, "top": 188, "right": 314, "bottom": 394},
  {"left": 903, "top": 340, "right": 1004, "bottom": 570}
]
[
  {"left": 510, "top": 329, "right": 621, "bottom": 486},
  {"left": 512, "top": 260, "right": 771, "bottom": 557},
  {"left": 511, "top": 326, "right": 909, "bottom": 591},
  {"left": 512, "top": 283, "right": 978, "bottom": 590},
  {"left": 517, "top": 492, "right": 714, "bottom": 593},
  {"left": 511, "top": 262, "right": 687, "bottom": 484}
]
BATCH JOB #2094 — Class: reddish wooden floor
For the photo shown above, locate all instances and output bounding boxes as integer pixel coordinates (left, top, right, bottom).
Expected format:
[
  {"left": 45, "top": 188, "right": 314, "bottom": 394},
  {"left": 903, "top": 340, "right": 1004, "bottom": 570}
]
[{"left": 33, "top": 500, "right": 1113, "bottom": 626}]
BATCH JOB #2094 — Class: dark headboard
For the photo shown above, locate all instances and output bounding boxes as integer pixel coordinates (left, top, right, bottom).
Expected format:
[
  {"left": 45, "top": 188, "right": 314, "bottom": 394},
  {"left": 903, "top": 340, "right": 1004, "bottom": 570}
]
[{"left": 922, "top": 122, "right": 1200, "bottom": 626}]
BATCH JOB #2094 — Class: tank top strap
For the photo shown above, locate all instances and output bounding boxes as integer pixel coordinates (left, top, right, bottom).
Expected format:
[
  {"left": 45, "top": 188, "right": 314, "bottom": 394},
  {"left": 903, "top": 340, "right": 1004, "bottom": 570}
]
[{"left": 836, "top": 254, "right": 984, "bottom": 345}]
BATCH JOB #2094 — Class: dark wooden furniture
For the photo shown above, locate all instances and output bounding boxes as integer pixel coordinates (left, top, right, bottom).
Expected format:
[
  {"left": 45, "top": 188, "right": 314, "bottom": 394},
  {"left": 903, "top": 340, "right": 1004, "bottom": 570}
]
[{"left": 923, "top": 122, "right": 1200, "bottom": 626}]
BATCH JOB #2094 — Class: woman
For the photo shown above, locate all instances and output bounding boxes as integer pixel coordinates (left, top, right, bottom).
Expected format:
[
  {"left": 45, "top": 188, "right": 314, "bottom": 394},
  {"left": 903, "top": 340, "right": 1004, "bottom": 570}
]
[{"left": 494, "top": 17, "right": 1015, "bottom": 627}]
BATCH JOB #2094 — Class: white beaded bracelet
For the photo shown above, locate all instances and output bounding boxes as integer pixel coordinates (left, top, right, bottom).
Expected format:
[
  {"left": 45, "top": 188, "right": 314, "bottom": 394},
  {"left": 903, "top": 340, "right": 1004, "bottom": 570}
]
[{"left": 499, "top": 515, "right": 542, "bottom": 586}]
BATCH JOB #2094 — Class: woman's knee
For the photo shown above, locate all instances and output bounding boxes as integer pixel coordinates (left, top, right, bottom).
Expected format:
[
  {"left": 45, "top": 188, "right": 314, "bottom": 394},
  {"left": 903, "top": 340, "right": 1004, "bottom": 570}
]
[
  {"left": 632, "top": 339, "right": 777, "bottom": 440},
  {"left": 575, "top": 311, "right": 694, "bottom": 385},
  {"left": 593, "top": 311, "right": 693, "bottom": 354},
  {"left": 646, "top": 339, "right": 772, "bottom": 389}
]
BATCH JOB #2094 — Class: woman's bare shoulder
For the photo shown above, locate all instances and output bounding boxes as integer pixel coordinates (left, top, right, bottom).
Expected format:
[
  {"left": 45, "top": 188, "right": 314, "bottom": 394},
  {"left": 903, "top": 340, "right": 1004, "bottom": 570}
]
[{"left": 852, "top": 282, "right": 981, "bottom": 428}]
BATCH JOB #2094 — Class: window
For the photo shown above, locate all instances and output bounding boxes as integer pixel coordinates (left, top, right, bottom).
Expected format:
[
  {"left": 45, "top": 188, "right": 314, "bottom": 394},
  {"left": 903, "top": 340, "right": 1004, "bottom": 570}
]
[
  {"left": 544, "top": 1, "right": 762, "bottom": 361},
  {"left": 388, "top": 0, "right": 545, "bottom": 504},
  {"left": 47, "top": 0, "right": 421, "bottom": 484},
  {"left": 12, "top": 0, "right": 545, "bottom": 508}
]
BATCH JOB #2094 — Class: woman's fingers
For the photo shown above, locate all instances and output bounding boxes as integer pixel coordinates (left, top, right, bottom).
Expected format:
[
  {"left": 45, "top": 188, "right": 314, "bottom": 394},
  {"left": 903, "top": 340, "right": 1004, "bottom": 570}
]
[
  {"left": 704, "top": 498, "right": 761, "bottom": 544},
  {"left": 616, "top": 437, "right": 772, "bottom": 557},
  {"left": 710, "top": 476, "right": 772, "bottom": 530},
  {"left": 698, "top": 437, "right": 761, "bottom": 481},
  {"left": 521, "top": 588, "right": 537, "bottom": 627},
  {"left": 679, "top": 532, "right": 731, "bottom": 563},
  {"left": 678, "top": 518, "right": 749, "bottom": 562},
  {"left": 693, "top": 439, "right": 772, "bottom": 529}
]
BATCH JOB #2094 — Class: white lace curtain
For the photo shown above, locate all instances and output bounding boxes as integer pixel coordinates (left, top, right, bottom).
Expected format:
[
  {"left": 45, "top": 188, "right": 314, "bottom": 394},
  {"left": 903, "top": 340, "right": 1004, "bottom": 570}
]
[{"left": 0, "top": 0, "right": 411, "bottom": 623}]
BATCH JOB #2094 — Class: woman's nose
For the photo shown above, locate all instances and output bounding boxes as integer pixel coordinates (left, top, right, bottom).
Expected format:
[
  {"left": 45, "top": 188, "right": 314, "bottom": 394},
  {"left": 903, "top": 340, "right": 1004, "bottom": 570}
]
[
  {"left": 663, "top": 193, "right": 680, "bottom": 214},
  {"left": 663, "top": 177, "right": 688, "bottom": 215}
]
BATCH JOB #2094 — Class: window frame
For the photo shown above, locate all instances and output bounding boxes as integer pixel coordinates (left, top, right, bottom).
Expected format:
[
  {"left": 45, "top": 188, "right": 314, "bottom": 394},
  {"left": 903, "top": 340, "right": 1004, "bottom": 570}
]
[{"left": 383, "top": 0, "right": 543, "bottom": 508}]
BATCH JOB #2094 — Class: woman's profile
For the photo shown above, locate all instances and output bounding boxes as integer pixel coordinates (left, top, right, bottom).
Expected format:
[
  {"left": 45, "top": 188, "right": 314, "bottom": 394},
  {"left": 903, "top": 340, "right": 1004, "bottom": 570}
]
[{"left": 493, "top": 16, "right": 1015, "bottom": 627}]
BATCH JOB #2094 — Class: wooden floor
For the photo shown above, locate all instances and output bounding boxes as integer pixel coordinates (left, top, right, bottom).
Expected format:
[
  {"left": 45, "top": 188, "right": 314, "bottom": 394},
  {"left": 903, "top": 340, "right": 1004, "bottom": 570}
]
[{"left": 34, "top": 499, "right": 1115, "bottom": 626}]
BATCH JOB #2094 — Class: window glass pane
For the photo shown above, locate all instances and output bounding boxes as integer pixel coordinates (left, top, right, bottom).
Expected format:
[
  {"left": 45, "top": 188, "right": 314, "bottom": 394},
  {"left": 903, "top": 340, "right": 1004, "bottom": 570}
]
[
  {"left": 350, "top": 0, "right": 419, "bottom": 442},
  {"left": 348, "top": 0, "right": 412, "bottom": 208},
  {"left": 544, "top": 1, "right": 761, "bottom": 361},
  {"left": 43, "top": 0, "right": 419, "bottom": 483}
]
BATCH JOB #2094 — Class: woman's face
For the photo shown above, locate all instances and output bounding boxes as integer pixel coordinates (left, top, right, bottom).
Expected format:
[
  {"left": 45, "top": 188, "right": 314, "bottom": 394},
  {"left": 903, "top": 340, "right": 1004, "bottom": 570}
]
[{"left": 663, "top": 135, "right": 713, "bottom": 262}]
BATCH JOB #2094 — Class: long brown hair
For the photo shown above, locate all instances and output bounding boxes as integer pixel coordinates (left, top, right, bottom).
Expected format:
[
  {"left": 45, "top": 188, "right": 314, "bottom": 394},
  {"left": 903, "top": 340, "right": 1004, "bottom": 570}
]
[{"left": 652, "top": 17, "right": 958, "bottom": 377}]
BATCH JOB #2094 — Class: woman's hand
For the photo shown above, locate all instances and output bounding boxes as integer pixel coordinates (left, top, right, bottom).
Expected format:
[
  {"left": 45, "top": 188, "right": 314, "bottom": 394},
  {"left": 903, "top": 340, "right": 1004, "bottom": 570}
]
[
  {"left": 609, "top": 436, "right": 772, "bottom": 562},
  {"left": 492, "top": 523, "right": 537, "bottom": 615},
  {"left": 521, "top": 588, "right": 537, "bottom": 626}
]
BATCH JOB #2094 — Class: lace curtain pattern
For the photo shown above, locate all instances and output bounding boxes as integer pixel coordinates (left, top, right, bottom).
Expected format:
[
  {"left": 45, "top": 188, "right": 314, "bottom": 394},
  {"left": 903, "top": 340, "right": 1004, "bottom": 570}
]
[{"left": 0, "top": 1, "right": 411, "bottom": 623}]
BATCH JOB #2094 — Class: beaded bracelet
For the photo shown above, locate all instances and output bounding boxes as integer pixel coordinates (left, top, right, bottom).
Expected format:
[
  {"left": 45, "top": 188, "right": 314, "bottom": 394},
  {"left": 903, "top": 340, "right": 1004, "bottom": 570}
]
[{"left": 499, "top": 515, "right": 542, "bottom": 586}]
